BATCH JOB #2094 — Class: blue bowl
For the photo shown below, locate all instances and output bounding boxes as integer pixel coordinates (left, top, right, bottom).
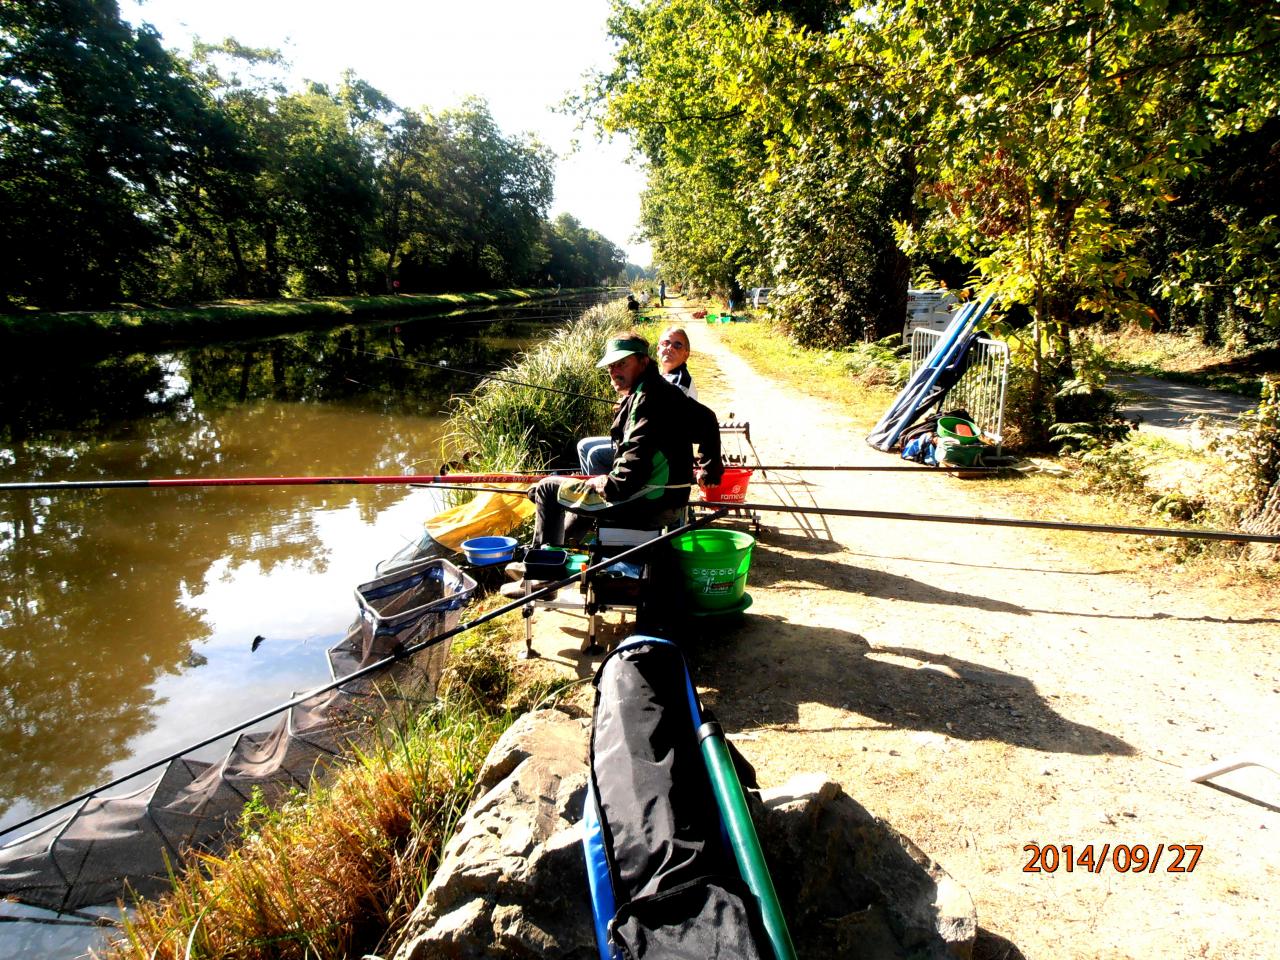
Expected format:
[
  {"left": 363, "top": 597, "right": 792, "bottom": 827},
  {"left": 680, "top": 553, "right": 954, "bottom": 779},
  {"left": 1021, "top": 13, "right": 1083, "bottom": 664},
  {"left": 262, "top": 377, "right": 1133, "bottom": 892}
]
[{"left": 460, "top": 536, "right": 518, "bottom": 566}]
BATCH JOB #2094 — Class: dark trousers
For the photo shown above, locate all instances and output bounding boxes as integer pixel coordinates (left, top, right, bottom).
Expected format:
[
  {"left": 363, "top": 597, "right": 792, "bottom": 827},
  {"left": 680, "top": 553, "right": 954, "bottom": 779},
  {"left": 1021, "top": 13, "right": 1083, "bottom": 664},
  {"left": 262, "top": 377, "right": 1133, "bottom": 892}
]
[{"left": 529, "top": 477, "right": 679, "bottom": 547}]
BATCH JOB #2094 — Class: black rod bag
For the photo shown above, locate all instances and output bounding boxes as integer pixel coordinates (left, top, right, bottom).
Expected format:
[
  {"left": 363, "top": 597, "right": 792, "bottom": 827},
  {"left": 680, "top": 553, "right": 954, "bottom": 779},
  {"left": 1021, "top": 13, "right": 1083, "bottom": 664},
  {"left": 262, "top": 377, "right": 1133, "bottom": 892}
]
[{"left": 583, "top": 636, "right": 771, "bottom": 960}]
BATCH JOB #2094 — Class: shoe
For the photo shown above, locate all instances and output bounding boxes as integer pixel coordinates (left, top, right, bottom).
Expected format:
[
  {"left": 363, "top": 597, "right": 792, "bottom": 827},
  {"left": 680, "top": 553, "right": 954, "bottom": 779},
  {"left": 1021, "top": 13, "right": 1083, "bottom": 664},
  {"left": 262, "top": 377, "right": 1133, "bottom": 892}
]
[
  {"left": 500, "top": 579, "right": 558, "bottom": 600},
  {"left": 528, "top": 579, "right": 559, "bottom": 600}
]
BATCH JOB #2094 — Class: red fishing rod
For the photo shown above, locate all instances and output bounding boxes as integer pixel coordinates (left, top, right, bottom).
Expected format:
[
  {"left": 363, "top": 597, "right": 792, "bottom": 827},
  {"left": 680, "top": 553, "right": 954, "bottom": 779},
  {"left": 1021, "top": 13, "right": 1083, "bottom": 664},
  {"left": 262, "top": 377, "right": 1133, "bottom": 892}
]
[
  {"left": 0, "top": 472, "right": 571, "bottom": 493},
  {"left": 0, "top": 463, "right": 1023, "bottom": 493}
]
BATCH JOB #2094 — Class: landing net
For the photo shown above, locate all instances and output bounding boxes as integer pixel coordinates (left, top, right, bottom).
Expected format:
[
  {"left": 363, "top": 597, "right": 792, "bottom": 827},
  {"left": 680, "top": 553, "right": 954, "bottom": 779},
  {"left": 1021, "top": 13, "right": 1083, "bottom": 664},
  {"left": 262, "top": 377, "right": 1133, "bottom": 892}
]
[{"left": 0, "top": 557, "right": 476, "bottom": 913}]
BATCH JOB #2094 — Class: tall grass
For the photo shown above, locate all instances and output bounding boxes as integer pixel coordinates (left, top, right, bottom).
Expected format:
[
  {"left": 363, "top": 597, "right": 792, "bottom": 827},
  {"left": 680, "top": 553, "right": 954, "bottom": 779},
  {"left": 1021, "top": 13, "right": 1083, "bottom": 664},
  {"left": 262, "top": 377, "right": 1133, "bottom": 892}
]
[
  {"left": 444, "top": 301, "right": 628, "bottom": 471},
  {"left": 102, "top": 619, "right": 530, "bottom": 960}
]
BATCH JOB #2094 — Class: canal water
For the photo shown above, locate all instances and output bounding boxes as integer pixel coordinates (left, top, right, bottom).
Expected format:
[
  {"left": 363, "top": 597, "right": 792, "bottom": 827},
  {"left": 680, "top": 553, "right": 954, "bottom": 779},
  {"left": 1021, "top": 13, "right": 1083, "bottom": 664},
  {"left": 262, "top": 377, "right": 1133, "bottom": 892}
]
[{"left": 0, "top": 291, "right": 613, "bottom": 953}]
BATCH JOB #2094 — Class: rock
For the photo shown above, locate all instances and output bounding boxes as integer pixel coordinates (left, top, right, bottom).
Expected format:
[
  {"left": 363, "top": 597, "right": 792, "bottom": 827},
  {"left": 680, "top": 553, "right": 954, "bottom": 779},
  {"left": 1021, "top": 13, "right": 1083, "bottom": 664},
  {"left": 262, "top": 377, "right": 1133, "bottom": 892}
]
[
  {"left": 394, "top": 711, "right": 976, "bottom": 960},
  {"left": 394, "top": 709, "right": 596, "bottom": 960}
]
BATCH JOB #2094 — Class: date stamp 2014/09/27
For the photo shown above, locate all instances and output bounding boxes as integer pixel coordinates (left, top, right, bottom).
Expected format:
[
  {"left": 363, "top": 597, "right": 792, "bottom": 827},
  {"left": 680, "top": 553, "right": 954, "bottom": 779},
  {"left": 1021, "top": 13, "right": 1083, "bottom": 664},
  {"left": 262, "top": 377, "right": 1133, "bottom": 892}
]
[{"left": 1023, "top": 843, "right": 1202, "bottom": 874}]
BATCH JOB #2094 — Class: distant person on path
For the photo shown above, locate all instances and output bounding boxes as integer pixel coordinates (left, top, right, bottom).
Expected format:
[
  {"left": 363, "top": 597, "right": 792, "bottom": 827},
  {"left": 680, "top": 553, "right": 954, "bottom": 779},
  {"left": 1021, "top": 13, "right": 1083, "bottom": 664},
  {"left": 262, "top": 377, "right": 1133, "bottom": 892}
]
[
  {"left": 530, "top": 333, "right": 693, "bottom": 547},
  {"left": 658, "top": 279, "right": 666, "bottom": 306}
]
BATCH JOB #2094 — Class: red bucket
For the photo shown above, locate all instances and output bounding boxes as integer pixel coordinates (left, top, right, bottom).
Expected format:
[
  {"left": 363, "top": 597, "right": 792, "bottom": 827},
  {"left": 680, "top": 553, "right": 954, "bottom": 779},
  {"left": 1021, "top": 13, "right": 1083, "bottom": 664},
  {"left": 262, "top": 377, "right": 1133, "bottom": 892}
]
[{"left": 700, "top": 467, "right": 754, "bottom": 503}]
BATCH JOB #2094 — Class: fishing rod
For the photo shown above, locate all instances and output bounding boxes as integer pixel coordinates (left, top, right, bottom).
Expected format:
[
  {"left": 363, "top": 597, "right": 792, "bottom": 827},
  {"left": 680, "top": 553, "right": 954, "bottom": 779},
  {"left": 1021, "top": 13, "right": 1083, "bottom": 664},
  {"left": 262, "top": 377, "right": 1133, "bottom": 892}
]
[
  {"left": 0, "top": 473, "right": 572, "bottom": 493},
  {"left": 412, "top": 484, "right": 1280, "bottom": 544},
  {"left": 732, "top": 464, "right": 1010, "bottom": 473},
  {"left": 0, "top": 507, "right": 728, "bottom": 839},
  {"left": 343, "top": 347, "right": 615, "bottom": 405},
  {"left": 690, "top": 500, "right": 1280, "bottom": 545},
  {"left": 0, "top": 464, "right": 1015, "bottom": 493}
]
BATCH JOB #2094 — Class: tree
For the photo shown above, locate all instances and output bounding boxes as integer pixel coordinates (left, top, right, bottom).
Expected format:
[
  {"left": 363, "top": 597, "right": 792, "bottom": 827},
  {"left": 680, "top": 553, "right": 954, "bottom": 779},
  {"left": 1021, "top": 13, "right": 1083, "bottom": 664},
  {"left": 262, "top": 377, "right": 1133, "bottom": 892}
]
[
  {"left": 870, "top": 0, "right": 1280, "bottom": 405},
  {"left": 0, "top": 0, "right": 226, "bottom": 307},
  {"left": 582, "top": 0, "right": 767, "bottom": 298},
  {"left": 540, "top": 213, "right": 627, "bottom": 286}
]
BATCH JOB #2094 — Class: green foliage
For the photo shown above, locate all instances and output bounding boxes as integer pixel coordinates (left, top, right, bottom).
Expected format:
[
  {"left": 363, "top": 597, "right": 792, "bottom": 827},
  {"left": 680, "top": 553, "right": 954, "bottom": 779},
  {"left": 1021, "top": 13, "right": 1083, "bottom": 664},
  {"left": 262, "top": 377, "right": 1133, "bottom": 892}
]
[
  {"left": 0, "top": 9, "right": 620, "bottom": 310},
  {"left": 1050, "top": 379, "right": 1130, "bottom": 447},
  {"left": 444, "top": 301, "right": 625, "bottom": 469},
  {"left": 0, "top": 0, "right": 232, "bottom": 307},
  {"left": 1212, "top": 377, "right": 1280, "bottom": 523},
  {"left": 541, "top": 214, "right": 628, "bottom": 287},
  {"left": 583, "top": 0, "right": 1280, "bottom": 428}
]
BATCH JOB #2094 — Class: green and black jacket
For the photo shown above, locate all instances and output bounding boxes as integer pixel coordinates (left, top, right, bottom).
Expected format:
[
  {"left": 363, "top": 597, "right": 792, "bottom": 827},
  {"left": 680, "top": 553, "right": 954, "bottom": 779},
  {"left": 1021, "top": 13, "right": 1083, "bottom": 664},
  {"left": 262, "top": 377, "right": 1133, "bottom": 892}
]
[{"left": 604, "top": 362, "right": 695, "bottom": 508}]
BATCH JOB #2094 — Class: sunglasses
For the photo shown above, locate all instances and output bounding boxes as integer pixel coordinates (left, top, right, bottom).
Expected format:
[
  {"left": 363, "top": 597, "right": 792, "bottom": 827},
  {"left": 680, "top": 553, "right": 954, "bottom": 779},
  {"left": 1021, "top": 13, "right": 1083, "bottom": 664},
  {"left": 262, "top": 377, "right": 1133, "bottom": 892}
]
[{"left": 659, "top": 339, "right": 687, "bottom": 349}]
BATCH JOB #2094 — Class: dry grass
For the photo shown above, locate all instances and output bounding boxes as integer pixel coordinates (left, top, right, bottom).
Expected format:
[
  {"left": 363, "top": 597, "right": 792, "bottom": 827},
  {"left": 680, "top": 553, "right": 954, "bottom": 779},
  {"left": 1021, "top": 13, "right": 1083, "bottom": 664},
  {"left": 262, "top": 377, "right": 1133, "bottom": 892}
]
[
  {"left": 682, "top": 304, "right": 901, "bottom": 413},
  {"left": 1083, "top": 324, "right": 1280, "bottom": 398}
]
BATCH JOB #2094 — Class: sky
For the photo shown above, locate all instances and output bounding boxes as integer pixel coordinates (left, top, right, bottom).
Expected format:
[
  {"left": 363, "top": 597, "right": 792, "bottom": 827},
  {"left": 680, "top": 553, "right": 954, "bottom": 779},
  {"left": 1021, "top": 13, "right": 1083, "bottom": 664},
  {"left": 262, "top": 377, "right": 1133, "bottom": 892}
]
[{"left": 118, "top": 0, "right": 652, "bottom": 266}]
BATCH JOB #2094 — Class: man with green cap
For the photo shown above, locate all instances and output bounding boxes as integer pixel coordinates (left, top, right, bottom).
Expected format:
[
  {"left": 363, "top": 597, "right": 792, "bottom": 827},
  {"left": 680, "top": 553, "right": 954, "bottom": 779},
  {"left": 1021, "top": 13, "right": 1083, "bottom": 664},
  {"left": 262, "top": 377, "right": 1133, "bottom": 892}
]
[{"left": 527, "top": 331, "right": 694, "bottom": 546}]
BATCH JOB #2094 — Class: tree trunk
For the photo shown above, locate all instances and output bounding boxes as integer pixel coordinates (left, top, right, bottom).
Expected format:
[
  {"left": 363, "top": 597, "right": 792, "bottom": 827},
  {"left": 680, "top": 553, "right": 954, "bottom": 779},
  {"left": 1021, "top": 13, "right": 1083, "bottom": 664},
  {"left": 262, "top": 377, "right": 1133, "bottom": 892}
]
[{"left": 226, "top": 226, "right": 250, "bottom": 297}]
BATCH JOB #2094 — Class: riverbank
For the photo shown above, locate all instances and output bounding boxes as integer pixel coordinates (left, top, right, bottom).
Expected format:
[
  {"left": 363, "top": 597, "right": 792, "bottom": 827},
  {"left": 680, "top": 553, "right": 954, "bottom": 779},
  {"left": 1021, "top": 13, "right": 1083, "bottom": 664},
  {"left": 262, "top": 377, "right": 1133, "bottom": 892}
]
[{"left": 0, "top": 286, "right": 605, "bottom": 353}]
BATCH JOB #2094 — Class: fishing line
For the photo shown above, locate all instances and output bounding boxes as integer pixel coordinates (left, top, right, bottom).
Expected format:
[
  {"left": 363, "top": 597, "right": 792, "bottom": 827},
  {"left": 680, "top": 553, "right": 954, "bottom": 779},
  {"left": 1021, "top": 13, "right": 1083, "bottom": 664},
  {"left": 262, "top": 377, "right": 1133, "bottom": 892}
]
[
  {"left": 343, "top": 346, "right": 615, "bottom": 405},
  {"left": 737, "top": 464, "right": 1010, "bottom": 473}
]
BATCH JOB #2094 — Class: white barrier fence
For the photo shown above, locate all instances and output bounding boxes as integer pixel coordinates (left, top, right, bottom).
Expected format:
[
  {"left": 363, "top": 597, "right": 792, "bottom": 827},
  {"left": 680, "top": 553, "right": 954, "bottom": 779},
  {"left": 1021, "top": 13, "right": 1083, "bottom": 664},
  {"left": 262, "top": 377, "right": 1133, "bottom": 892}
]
[{"left": 910, "top": 328, "right": 1010, "bottom": 451}]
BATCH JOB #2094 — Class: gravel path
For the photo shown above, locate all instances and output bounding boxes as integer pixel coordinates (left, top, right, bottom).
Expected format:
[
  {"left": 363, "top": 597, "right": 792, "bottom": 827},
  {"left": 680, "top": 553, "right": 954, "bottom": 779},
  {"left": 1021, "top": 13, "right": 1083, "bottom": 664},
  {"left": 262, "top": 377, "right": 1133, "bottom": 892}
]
[
  {"left": 523, "top": 309, "right": 1280, "bottom": 959},
  {"left": 1107, "top": 373, "right": 1255, "bottom": 445}
]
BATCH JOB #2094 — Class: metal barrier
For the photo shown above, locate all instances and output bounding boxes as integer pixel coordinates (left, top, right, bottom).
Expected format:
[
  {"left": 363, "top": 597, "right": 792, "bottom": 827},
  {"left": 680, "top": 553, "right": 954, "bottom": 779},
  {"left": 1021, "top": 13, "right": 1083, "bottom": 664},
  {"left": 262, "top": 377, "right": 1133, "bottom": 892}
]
[{"left": 910, "top": 328, "right": 1010, "bottom": 451}]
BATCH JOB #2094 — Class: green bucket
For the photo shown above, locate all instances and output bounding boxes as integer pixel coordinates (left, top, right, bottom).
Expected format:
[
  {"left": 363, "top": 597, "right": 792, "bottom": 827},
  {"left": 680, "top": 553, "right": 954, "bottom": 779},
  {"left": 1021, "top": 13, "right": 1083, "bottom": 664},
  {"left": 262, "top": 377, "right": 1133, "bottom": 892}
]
[
  {"left": 937, "top": 416, "right": 980, "bottom": 443},
  {"left": 671, "top": 529, "right": 756, "bottom": 611}
]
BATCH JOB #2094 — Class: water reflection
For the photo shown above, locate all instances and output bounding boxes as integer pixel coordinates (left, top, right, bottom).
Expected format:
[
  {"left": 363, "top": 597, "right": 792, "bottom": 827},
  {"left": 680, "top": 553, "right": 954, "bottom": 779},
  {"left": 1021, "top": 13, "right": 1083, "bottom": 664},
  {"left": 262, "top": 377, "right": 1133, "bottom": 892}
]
[{"left": 0, "top": 293, "right": 610, "bottom": 830}]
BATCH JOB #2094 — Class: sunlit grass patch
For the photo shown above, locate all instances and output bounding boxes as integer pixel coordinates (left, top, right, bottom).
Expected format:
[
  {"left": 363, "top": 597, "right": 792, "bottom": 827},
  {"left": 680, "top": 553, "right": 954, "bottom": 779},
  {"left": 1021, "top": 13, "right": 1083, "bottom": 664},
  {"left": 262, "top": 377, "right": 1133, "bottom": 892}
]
[
  {"left": 1083, "top": 325, "right": 1280, "bottom": 398},
  {"left": 706, "top": 317, "right": 899, "bottom": 425}
]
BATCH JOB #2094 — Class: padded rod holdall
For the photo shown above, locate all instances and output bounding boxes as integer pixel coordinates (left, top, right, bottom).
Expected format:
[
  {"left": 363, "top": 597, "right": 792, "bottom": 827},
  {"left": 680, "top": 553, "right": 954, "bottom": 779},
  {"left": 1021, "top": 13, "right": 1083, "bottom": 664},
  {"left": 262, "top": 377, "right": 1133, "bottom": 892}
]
[{"left": 582, "top": 636, "right": 784, "bottom": 960}]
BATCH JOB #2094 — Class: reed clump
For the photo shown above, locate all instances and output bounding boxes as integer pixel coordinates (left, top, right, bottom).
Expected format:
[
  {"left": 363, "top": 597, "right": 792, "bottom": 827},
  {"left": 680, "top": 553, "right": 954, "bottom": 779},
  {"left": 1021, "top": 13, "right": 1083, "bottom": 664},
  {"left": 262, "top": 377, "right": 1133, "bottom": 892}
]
[
  {"left": 445, "top": 301, "right": 628, "bottom": 471},
  {"left": 103, "top": 620, "right": 528, "bottom": 960}
]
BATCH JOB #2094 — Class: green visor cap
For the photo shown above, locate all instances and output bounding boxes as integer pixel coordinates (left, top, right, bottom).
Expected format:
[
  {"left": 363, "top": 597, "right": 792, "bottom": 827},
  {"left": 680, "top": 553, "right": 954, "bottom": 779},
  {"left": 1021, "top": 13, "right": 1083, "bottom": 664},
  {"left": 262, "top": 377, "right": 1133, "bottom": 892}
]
[{"left": 597, "top": 336, "right": 649, "bottom": 367}]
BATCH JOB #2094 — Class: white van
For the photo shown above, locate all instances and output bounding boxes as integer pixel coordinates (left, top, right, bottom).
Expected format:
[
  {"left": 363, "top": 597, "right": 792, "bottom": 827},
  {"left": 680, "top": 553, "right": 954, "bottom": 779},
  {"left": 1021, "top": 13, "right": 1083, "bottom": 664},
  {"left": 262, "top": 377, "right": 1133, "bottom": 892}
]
[{"left": 904, "top": 289, "right": 960, "bottom": 340}]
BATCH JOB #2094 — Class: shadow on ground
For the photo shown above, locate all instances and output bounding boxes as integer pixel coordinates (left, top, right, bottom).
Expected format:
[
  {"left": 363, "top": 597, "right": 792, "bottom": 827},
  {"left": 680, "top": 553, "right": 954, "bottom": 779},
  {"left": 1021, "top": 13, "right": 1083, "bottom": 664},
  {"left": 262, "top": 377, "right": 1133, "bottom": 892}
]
[
  {"left": 685, "top": 616, "right": 1134, "bottom": 757},
  {"left": 747, "top": 544, "right": 1280, "bottom": 625},
  {"left": 747, "top": 544, "right": 1032, "bottom": 615},
  {"left": 974, "top": 927, "right": 1029, "bottom": 960}
]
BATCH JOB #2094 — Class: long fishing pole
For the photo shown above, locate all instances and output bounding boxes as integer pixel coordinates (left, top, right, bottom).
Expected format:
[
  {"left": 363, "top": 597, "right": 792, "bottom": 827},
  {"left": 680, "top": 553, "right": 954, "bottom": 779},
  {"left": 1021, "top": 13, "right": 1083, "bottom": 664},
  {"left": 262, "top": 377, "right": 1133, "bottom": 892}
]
[
  {"left": 0, "top": 464, "right": 1016, "bottom": 493},
  {"left": 415, "top": 485, "right": 1280, "bottom": 544},
  {"left": 0, "top": 508, "right": 728, "bottom": 839},
  {"left": 0, "top": 473, "right": 569, "bottom": 493},
  {"left": 732, "top": 464, "right": 1010, "bottom": 473},
  {"left": 690, "top": 500, "right": 1280, "bottom": 544},
  {"left": 344, "top": 347, "right": 615, "bottom": 405}
]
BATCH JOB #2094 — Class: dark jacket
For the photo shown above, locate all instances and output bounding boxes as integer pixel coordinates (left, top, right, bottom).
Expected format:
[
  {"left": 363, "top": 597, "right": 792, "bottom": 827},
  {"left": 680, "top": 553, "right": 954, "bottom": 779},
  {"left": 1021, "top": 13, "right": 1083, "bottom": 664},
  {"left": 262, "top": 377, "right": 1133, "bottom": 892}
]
[
  {"left": 662, "top": 362, "right": 695, "bottom": 396},
  {"left": 605, "top": 361, "right": 694, "bottom": 509}
]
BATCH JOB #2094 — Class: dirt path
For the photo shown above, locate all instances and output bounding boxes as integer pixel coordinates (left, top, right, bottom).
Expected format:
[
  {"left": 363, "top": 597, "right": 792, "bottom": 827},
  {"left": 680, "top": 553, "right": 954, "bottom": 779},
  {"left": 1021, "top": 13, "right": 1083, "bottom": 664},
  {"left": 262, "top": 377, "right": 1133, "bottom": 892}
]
[
  {"left": 1106, "top": 373, "right": 1255, "bottom": 445},
  {"left": 518, "top": 308, "right": 1280, "bottom": 960}
]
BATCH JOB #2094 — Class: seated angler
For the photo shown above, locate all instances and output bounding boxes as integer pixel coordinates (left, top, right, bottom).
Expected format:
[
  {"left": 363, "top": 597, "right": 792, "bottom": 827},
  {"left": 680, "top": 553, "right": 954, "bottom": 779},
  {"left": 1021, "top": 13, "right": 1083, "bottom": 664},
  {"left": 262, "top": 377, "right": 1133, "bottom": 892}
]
[
  {"left": 578, "top": 325, "right": 699, "bottom": 474},
  {"left": 528, "top": 332, "right": 693, "bottom": 547}
]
